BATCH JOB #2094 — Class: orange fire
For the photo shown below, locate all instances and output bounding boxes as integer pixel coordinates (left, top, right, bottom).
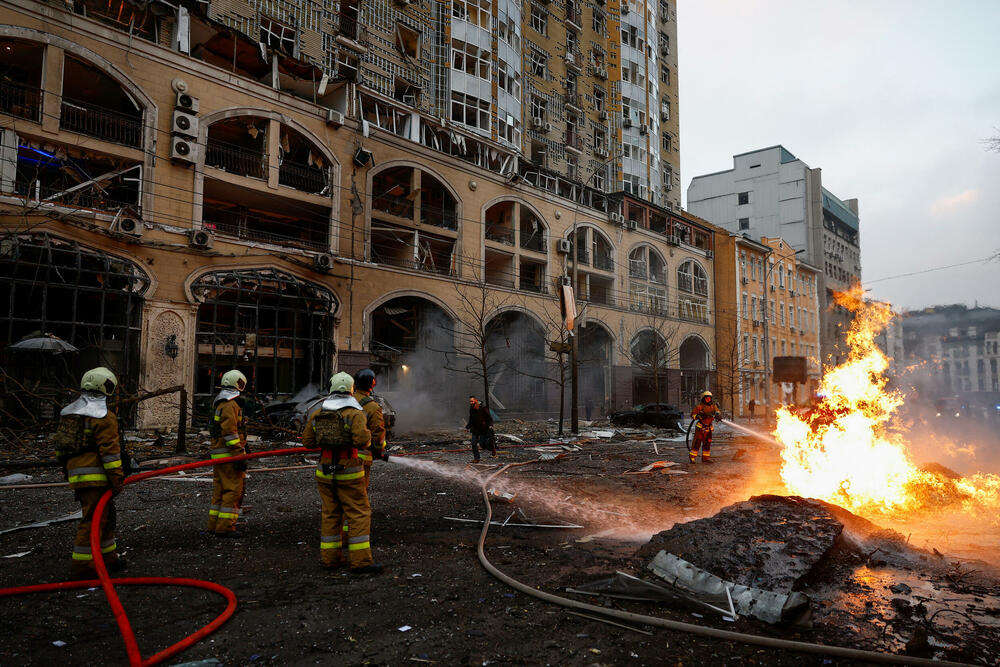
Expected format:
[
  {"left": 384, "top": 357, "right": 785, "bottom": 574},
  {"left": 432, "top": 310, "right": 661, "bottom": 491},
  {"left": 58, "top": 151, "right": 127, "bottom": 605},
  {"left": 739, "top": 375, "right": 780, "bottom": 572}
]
[{"left": 774, "top": 286, "right": 1000, "bottom": 516}]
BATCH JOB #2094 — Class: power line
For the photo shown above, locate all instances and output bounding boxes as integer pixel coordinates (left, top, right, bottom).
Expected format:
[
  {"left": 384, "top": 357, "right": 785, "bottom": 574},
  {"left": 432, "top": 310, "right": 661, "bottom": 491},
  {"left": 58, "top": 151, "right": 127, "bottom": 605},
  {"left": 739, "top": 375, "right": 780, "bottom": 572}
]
[{"left": 863, "top": 253, "right": 1000, "bottom": 285}]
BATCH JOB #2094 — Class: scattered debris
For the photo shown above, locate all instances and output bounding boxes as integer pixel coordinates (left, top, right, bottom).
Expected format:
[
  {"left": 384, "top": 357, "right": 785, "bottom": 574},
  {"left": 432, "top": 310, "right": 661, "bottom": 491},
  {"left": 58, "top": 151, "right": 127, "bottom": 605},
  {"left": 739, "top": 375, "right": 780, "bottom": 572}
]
[
  {"left": 566, "top": 611, "right": 653, "bottom": 635},
  {"left": 495, "top": 434, "right": 524, "bottom": 444},
  {"left": 623, "top": 461, "right": 680, "bottom": 475},
  {"left": 0, "top": 474, "right": 32, "bottom": 484},
  {"left": 398, "top": 626, "right": 412, "bottom": 632},
  {"left": 0, "top": 510, "right": 82, "bottom": 535},
  {"left": 4, "top": 550, "right": 32, "bottom": 558},
  {"left": 567, "top": 571, "right": 734, "bottom": 618},
  {"left": 442, "top": 517, "right": 583, "bottom": 529},
  {"left": 487, "top": 489, "right": 516, "bottom": 503}
]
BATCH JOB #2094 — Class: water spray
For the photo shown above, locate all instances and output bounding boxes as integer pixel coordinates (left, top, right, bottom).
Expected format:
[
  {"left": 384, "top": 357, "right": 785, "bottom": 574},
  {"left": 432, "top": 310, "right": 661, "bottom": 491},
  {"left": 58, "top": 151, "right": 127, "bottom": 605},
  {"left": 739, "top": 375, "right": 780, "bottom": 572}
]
[{"left": 720, "top": 419, "right": 781, "bottom": 446}]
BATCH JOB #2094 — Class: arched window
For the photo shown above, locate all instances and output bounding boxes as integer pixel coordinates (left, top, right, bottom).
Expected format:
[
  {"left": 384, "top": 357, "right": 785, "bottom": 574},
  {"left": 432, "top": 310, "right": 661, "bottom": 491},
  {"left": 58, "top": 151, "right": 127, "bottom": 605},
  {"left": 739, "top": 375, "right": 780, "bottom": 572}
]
[
  {"left": 628, "top": 246, "right": 667, "bottom": 315},
  {"left": 483, "top": 201, "right": 548, "bottom": 293},
  {"left": 567, "top": 226, "right": 615, "bottom": 306},
  {"left": 677, "top": 260, "right": 709, "bottom": 323},
  {"left": 370, "top": 165, "right": 459, "bottom": 276}
]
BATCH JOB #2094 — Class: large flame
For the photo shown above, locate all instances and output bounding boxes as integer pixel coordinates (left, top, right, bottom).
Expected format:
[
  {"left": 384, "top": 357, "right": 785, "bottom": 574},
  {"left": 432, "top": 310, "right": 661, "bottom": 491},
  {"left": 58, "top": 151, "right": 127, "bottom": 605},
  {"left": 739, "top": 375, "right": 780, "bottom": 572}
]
[{"left": 774, "top": 286, "right": 1000, "bottom": 516}]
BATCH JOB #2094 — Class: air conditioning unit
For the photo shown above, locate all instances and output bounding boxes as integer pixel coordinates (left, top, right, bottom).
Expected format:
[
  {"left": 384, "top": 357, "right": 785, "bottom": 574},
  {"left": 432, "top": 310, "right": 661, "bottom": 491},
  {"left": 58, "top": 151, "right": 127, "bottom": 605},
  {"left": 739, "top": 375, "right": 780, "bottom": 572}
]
[
  {"left": 623, "top": 118, "right": 633, "bottom": 129},
  {"left": 741, "top": 277, "right": 750, "bottom": 285},
  {"left": 705, "top": 249, "right": 714, "bottom": 259},
  {"left": 313, "top": 253, "right": 335, "bottom": 271},
  {"left": 609, "top": 212, "right": 625, "bottom": 225},
  {"left": 543, "top": 122, "right": 552, "bottom": 132},
  {"left": 189, "top": 229, "right": 213, "bottom": 249},
  {"left": 639, "top": 124, "right": 648, "bottom": 135},
  {"left": 326, "top": 109, "right": 345, "bottom": 127},
  {"left": 594, "top": 144, "right": 609, "bottom": 157},
  {"left": 596, "top": 67, "right": 607, "bottom": 79},
  {"left": 113, "top": 215, "right": 143, "bottom": 237},
  {"left": 170, "top": 136, "right": 197, "bottom": 164},
  {"left": 565, "top": 51, "right": 576, "bottom": 65},
  {"left": 532, "top": 117, "right": 545, "bottom": 129},
  {"left": 556, "top": 238, "right": 572, "bottom": 254},
  {"left": 175, "top": 92, "right": 199, "bottom": 114},
  {"left": 598, "top": 110, "right": 609, "bottom": 121},
  {"left": 559, "top": 275, "right": 573, "bottom": 287},
  {"left": 660, "top": 44, "right": 669, "bottom": 56},
  {"left": 626, "top": 219, "right": 637, "bottom": 230},
  {"left": 171, "top": 110, "right": 199, "bottom": 138},
  {"left": 660, "top": 110, "right": 670, "bottom": 122},
  {"left": 667, "top": 234, "right": 680, "bottom": 246}
]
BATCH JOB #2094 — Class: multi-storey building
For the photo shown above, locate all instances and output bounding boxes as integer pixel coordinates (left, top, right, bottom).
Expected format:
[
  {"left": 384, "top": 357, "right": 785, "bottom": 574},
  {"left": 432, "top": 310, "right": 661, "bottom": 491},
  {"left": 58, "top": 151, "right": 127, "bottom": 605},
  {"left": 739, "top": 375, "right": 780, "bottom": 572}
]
[
  {"left": 713, "top": 233, "right": 820, "bottom": 415},
  {"left": 0, "top": 0, "right": 704, "bottom": 430},
  {"left": 686, "top": 145, "right": 859, "bottom": 368},
  {"left": 899, "top": 305, "right": 1000, "bottom": 399}
]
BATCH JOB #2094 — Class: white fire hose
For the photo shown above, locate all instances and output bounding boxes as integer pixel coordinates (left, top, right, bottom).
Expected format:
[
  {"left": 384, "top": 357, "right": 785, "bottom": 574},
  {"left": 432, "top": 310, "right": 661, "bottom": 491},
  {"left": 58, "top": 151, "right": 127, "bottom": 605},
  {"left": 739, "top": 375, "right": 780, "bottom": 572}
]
[{"left": 475, "top": 462, "right": 974, "bottom": 667}]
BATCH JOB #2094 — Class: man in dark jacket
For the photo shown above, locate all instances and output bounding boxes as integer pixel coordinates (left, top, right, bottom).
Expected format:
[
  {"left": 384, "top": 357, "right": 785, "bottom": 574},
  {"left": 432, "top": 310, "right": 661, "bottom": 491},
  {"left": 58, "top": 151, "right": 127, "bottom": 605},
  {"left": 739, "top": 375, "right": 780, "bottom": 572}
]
[{"left": 466, "top": 396, "right": 495, "bottom": 463}]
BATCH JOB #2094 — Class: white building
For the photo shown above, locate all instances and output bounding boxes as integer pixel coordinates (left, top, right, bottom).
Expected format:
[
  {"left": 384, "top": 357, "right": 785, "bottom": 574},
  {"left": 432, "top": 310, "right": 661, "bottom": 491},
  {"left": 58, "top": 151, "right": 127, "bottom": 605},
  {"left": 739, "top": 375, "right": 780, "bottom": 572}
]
[{"left": 687, "top": 145, "right": 861, "bottom": 366}]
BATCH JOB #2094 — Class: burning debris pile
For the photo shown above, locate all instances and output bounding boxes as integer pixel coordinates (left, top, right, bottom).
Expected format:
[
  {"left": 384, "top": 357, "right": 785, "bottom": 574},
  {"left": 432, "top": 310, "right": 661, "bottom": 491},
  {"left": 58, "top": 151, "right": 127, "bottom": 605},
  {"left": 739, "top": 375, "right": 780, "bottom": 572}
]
[{"left": 774, "top": 286, "right": 1000, "bottom": 517}]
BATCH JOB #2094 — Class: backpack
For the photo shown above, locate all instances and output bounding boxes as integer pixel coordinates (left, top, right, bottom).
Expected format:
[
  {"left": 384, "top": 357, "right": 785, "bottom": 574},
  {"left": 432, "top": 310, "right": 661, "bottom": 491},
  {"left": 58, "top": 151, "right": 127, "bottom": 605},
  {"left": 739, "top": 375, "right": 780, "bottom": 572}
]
[
  {"left": 52, "top": 414, "right": 95, "bottom": 458},
  {"left": 312, "top": 409, "right": 353, "bottom": 451}
]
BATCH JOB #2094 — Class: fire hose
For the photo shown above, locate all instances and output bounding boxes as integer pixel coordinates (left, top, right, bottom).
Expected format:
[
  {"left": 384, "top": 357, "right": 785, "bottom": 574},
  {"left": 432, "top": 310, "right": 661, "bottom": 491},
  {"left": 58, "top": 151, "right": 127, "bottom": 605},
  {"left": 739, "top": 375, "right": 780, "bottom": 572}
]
[
  {"left": 475, "top": 463, "right": 975, "bottom": 667},
  {"left": 0, "top": 447, "right": 318, "bottom": 666}
]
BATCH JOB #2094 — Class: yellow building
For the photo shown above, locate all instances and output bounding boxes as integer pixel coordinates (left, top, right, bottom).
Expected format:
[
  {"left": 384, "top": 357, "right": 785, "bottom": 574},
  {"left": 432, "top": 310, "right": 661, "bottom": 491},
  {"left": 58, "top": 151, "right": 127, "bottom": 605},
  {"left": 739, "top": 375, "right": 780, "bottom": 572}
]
[{"left": 0, "top": 0, "right": 707, "bottom": 429}]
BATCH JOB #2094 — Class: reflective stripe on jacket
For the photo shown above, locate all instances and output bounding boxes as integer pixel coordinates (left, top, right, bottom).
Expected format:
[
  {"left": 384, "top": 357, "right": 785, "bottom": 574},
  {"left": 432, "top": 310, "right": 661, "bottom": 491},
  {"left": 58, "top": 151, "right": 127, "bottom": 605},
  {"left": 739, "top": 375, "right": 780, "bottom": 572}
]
[
  {"left": 65, "top": 412, "right": 122, "bottom": 490},
  {"left": 212, "top": 399, "right": 246, "bottom": 458}
]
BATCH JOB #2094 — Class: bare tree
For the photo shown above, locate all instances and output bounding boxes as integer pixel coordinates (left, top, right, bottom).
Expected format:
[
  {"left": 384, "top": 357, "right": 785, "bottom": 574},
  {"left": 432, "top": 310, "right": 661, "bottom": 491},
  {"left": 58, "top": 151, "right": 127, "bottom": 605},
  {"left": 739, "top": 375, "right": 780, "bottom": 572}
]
[
  {"left": 713, "top": 325, "right": 751, "bottom": 418},
  {"left": 621, "top": 306, "right": 682, "bottom": 406}
]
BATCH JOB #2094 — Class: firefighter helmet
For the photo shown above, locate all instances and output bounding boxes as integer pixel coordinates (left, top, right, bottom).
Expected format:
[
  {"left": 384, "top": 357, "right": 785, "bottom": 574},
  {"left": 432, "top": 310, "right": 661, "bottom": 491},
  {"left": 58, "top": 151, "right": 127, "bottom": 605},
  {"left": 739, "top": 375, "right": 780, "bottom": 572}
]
[
  {"left": 329, "top": 371, "right": 354, "bottom": 394},
  {"left": 700, "top": 391, "right": 713, "bottom": 400},
  {"left": 81, "top": 367, "right": 118, "bottom": 396},
  {"left": 354, "top": 368, "right": 376, "bottom": 392},
  {"left": 221, "top": 369, "right": 248, "bottom": 391}
]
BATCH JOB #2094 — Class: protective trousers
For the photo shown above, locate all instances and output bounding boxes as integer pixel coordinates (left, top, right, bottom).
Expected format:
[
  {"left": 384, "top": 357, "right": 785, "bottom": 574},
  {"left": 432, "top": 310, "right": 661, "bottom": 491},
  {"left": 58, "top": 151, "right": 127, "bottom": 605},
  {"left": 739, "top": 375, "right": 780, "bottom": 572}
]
[
  {"left": 207, "top": 461, "right": 246, "bottom": 533},
  {"left": 317, "top": 473, "right": 373, "bottom": 569},
  {"left": 70, "top": 487, "right": 118, "bottom": 579},
  {"left": 690, "top": 424, "right": 713, "bottom": 461}
]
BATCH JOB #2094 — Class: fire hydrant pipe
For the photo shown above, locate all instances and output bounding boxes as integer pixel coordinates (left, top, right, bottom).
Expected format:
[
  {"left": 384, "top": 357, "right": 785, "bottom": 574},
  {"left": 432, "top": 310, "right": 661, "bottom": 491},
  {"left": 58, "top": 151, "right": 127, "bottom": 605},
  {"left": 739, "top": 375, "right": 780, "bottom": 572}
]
[{"left": 475, "top": 464, "right": 975, "bottom": 667}]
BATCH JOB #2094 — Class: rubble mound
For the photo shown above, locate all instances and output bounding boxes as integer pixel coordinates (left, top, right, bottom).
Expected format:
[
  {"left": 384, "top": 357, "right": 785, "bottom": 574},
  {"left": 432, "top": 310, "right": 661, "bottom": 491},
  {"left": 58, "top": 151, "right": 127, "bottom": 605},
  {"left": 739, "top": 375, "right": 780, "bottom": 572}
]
[{"left": 636, "top": 495, "right": 846, "bottom": 592}]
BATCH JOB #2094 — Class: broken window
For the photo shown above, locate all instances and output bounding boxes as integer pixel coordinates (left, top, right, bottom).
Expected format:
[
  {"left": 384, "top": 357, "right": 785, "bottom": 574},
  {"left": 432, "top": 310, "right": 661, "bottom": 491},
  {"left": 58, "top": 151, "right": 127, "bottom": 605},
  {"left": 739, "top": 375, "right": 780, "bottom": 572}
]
[
  {"left": 11, "top": 139, "right": 142, "bottom": 214},
  {"left": 497, "top": 113, "right": 520, "bottom": 146},
  {"left": 530, "top": 4, "right": 548, "bottom": 35},
  {"left": 519, "top": 208, "right": 546, "bottom": 253},
  {"left": 593, "top": 86, "right": 606, "bottom": 112},
  {"left": 486, "top": 311, "right": 546, "bottom": 410},
  {"left": 74, "top": 0, "right": 157, "bottom": 42},
  {"left": 60, "top": 56, "right": 143, "bottom": 148},
  {"left": 206, "top": 117, "right": 267, "bottom": 180},
  {"left": 278, "top": 126, "right": 330, "bottom": 195},
  {"left": 260, "top": 16, "right": 297, "bottom": 55},
  {"left": 529, "top": 48, "right": 548, "bottom": 77},
  {"left": 678, "top": 260, "right": 708, "bottom": 296},
  {"left": 0, "top": 233, "right": 149, "bottom": 424},
  {"left": 484, "top": 201, "right": 515, "bottom": 245},
  {"left": 395, "top": 22, "right": 421, "bottom": 58},
  {"left": 452, "top": 0, "right": 492, "bottom": 28},
  {"left": 629, "top": 246, "right": 668, "bottom": 315},
  {"left": 203, "top": 180, "right": 330, "bottom": 249},
  {"left": 192, "top": 268, "right": 336, "bottom": 415},
  {"left": 485, "top": 249, "right": 515, "bottom": 288},
  {"left": 451, "top": 39, "right": 491, "bottom": 80},
  {"left": 0, "top": 39, "right": 44, "bottom": 122},
  {"left": 451, "top": 92, "right": 490, "bottom": 130},
  {"left": 592, "top": 8, "right": 606, "bottom": 34},
  {"left": 530, "top": 95, "right": 547, "bottom": 121}
]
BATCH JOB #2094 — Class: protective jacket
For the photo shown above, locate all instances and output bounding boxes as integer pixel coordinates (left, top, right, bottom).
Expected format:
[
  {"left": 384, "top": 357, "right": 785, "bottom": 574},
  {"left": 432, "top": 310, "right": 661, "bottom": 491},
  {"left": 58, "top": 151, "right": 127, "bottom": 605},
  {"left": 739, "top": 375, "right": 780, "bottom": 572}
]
[
  {"left": 353, "top": 390, "right": 385, "bottom": 462},
  {"left": 303, "top": 395, "right": 371, "bottom": 484},
  {"left": 691, "top": 402, "right": 719, "bottom": 427},
  {"left": 56, "top": 394, "right": 124, "bottom": 492},
  {"left": 211, "top": 391, "right": 247, "bottom": 459},
  {"left": 207, "top": 391, "right": 247, "bottom": 533}
]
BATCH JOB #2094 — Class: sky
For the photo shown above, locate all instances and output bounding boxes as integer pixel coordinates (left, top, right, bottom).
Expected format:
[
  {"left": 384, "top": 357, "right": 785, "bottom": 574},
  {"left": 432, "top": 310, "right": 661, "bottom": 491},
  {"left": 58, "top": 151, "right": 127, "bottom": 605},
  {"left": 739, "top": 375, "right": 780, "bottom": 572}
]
[{"left": 678, "top": 0, "right": 1000, "bottom": 312}]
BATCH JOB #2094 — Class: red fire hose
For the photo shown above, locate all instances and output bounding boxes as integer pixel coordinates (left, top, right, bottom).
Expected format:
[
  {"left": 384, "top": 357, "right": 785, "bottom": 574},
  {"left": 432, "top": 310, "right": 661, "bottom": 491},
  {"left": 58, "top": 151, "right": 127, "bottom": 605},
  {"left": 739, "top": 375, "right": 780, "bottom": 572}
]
[{"left": 0, "top": 447, "right": 317, "bottom": 667}]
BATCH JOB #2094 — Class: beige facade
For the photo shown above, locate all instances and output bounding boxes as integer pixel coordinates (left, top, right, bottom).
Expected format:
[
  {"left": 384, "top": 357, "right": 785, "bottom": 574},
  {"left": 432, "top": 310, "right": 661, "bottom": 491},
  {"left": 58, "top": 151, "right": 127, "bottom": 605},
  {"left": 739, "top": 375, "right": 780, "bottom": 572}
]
[{"left": 0, "top": 0, "right": 707, "bottom": 429}]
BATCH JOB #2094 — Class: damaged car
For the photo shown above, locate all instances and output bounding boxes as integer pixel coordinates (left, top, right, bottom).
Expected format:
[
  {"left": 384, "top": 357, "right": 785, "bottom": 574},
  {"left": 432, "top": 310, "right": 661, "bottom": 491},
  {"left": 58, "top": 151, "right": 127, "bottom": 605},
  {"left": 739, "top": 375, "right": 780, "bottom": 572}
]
[{"left": 609, "top": 403, "right": 683, "bottom": 430}]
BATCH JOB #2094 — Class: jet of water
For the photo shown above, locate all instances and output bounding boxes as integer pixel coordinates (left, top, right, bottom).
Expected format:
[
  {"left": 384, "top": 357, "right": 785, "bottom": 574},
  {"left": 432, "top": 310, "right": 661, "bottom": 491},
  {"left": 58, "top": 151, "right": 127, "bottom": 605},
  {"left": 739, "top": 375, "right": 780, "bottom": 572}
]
[{"left": 720, "top": 419, "right": 781, "bottom": 446}]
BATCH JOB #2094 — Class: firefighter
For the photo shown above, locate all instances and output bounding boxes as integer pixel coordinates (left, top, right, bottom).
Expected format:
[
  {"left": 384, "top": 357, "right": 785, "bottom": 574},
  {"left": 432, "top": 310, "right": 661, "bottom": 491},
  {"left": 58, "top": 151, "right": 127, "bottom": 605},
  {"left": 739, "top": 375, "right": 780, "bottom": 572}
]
[
  {"left": 54, "top": 367, "right": 126, "bottom": 580},
  {"left": 207, "top": 370, "right": 248, "bottom": 536},
  {"left": 690, "top": 390, "right": 720, "bottom": 464},
  {"left": 352, "top": 368, "right": 386, "bottom": 489},
  {"left": 303, "top": 372, "right": 382, "bottom": 574}
]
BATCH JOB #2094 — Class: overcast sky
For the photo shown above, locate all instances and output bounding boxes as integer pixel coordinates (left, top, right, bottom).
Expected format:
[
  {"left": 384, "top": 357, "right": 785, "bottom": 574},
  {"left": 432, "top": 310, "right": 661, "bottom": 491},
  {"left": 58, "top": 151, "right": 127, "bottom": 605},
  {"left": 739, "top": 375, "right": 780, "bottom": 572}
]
[{"left": 678, "top": 0, "right": 1000, "bottom": 312}]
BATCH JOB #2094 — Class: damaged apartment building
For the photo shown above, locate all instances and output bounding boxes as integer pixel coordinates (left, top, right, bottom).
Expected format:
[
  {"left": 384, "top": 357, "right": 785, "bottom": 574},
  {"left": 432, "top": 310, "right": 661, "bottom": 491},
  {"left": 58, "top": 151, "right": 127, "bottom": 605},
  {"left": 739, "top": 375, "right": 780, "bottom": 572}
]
[{"left": 0, "top": 0, "right": 717, "bottom": 429}]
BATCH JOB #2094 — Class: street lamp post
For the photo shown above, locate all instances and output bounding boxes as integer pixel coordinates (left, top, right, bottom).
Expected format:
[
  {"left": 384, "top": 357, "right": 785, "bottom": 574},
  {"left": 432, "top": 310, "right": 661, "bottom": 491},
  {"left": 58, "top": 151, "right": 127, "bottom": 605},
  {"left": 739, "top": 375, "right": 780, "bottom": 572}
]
[{"left": 569, "top": 154, "right": 622, "bottom": 433}]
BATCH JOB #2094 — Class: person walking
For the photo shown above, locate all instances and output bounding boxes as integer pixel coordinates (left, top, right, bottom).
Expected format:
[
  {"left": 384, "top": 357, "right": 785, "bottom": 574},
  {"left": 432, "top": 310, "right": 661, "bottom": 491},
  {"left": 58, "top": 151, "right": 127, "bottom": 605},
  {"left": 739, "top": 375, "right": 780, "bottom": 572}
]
[
  {"left": 748, "top": 398, "right": 756, "bottom": 422},
  {"left": 207, "top": 370, "right": 248, "bottom": 536},
  {"left": 352, "top": 368, "right": 386, "bottom": 489},
  {"left": 303, "top": 372, "right": 381, "bottom": 574},
  {"left": 54, "top": 367, "right": 127, "bottom": 579},
  {"left": 466, "top": 396, "right": 495, "bottom": 463},
  {"left": 690, "top": 391, "right": 720, "bottom": 464}
]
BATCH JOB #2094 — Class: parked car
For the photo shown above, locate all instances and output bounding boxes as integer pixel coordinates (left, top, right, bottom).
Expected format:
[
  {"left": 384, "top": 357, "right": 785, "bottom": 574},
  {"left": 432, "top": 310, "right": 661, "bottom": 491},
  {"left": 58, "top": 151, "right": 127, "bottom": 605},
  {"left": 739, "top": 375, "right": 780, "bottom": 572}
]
[
  {"left": 262, "top": 392, "right": 396, "bottom": 436},
  {"left": 609, "top": 403, "right": 683, "bottom": 430}
]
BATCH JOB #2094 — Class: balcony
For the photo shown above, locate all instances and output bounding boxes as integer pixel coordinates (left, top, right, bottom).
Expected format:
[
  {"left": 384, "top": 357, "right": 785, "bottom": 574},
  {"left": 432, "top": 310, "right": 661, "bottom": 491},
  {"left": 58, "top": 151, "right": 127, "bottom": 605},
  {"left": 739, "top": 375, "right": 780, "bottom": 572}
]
[
  {"left": 564, "top": 48, "right": 582, "bottom": 72},
  {"left": 278, "top": 159, "right": 329, "bottom": 195},
  {"left": 0, "top": 80, "right": 41, "bottom": 122},
  {"left": 485, "top": 225, "right": 514, "bottom": 245},
  {"left": 60, "top": 97, "right": 142, "bottom": 148},
  {"left": 206, "top": 140, "right": 267, "bottom": 180},
  {"left": 565, "top": 130, "right": 583, "bottom": 152},
  {"left": 593, "top": 253, "right": 614, "bottom": 271},
  {"left": 564, "top": 91, "right": 582, "bottom": 110},
  {"left": 337, "top": 11, "right": 361, "bottom": 41}
]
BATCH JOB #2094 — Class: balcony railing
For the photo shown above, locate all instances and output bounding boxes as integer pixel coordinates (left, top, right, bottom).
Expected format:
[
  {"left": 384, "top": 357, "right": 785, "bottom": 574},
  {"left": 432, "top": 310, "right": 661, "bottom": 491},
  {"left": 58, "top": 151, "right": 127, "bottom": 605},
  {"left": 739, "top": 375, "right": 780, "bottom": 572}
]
[
  {"left": 575, "top": 246, "right": 589, "bottom": 265},
  {"left": 206, "top": 140, "right": 267, "bottom": 180},
  {"left": 60, "top": 98, "right": 142, "bottom": 148},
  {"left": 371, "top": 250, "right": 455, "bottom": 276},
  {"left": 485, "top": 225, "right": 515, "bottom": 245},
  {"left": 337, "top": 11, "right": 360, "bottom": 41},
  {"left": 278, "top": 159, "right": 329, "bottom": 195},
  {"left": 0, "top": 80, "right": 41, "bottom": 122},
  {"left": 520, "top": 280, "right": 548, "bottom": 294},
  {"left": 564, "top": 91, "right": 581, "bottom": 109},
  {"left": 372, "top": 193, "right": 414, "bottom": 220},
  {"left": 208, "top": 219, "right": 327, "bottom": 250},
  {"left": 593, "top": 253, "right": 614, "bottom": 271},
  {"left": 520, "top": 232, "right": 545, "bottom": 253},
  {"left": 18, "top": 181, "right": 138, "bottom": 213}
]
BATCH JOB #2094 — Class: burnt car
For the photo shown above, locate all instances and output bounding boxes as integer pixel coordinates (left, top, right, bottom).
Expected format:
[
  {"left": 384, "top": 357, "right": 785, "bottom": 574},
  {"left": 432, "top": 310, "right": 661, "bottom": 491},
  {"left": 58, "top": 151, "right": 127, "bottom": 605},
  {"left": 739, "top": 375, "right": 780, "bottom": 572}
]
[
  {"left": 610, "top": 403, "right": 683, "bottom": 430},
  {"left": 262, "top": 392, "right": 396, "bottom": 437}
]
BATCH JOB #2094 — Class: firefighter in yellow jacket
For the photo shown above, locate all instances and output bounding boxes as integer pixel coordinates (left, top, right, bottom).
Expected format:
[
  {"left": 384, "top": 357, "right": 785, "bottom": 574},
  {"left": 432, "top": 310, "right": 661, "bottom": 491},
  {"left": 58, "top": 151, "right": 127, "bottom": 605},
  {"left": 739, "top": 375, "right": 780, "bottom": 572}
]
[
  {"left": 690, "top": 390, "right": 720, "bottom": 464},
  {"left": 54, "top": 367, "right": 126, "bottom": 580},
  {"left": 207, "top": 370, "right": 248, "bottom": 536},
  {"left": 353, "top": 368, "right": 386, "bottom": 489},
  {"left": 302, "top": 372, "right": 382, "bottom": 574}
]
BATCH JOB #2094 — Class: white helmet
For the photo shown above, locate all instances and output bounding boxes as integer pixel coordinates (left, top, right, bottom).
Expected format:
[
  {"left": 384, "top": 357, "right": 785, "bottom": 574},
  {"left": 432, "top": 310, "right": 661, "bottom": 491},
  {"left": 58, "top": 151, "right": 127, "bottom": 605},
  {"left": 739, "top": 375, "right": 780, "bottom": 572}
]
[
  {"left": 221, "top": 369, "right": 248, "bottom": 391},
  {"left": 329, "top": 371, "right": 354, "bottom": 394},
  {"left": 81, "top": 367, "right": 118, "bottom": 396}
]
